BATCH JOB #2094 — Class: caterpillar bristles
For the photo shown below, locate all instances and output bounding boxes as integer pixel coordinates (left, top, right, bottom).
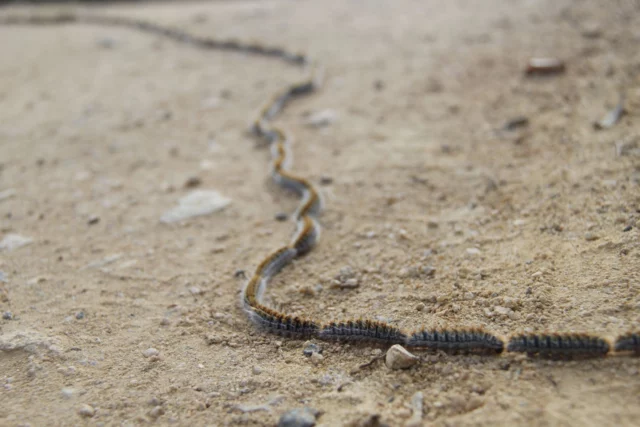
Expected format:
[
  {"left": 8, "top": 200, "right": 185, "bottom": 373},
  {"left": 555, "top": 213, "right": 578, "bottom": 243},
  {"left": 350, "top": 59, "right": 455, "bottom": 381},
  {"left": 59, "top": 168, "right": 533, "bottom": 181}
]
[
  {"left": 614, "top": 332, "right": 640, "bottom": 354},
  {"left": 319, "top": 319, "right": 407, "bottom": 345},
  {"left": 405, "top": 327, "right": 504, "bottom": 354},
  {"left": 247, "top": 304, "right": 319, "bottom": 338},
  {"left": 506, "top": 333, "right": 610, "bottom": 359},
  {"left": 291, "top": 215, "right": 320, "bottom": 257}
]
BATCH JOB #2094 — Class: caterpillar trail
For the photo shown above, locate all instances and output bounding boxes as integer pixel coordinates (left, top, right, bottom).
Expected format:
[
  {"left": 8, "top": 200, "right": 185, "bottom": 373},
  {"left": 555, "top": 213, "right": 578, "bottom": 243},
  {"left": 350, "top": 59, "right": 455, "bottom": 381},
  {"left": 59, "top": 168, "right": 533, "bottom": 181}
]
[{"left": 4, "top": 12, "right": 637, "bottom": 362}]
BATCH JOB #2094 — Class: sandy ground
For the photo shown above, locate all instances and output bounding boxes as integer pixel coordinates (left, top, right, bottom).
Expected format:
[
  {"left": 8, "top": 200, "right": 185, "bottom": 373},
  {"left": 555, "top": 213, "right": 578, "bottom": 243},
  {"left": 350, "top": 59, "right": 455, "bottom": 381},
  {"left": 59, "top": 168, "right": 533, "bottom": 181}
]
[{"left": 1, "top": 0, "right": 639, "bottom": 425}]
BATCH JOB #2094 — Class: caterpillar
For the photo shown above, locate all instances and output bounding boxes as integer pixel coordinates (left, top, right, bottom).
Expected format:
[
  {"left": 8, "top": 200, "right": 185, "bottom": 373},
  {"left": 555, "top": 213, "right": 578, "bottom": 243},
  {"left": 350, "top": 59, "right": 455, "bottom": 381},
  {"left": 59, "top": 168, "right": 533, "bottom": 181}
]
[
  {"left": 506, "top": 333, "right": 610, "bottom": 358},
  {"left": 4, "top": 12, "right": 637, "bottom": 362},
  {"left": 614, "top": 332, "right": 640, "bottom": 354},
  {"left": 405, "top": 327, "right": 504, "bottom": 353},
  {"left": 319, "top": 319, "right": 408, "bottom": 345}
]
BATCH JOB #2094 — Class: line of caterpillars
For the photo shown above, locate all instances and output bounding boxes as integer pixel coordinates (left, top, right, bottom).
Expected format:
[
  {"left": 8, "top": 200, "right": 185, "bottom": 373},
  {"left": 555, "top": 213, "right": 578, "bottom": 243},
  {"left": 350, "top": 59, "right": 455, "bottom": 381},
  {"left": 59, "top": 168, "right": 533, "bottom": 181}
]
[{"left": 5, "top": 12, "right": 637, "bottom": 360}]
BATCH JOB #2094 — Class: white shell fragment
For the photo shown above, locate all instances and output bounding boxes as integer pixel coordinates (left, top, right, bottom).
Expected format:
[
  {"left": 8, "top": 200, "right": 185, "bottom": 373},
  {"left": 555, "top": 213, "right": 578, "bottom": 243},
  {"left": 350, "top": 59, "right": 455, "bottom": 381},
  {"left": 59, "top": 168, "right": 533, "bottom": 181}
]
[{"left": 161, "top": 190, "right": 231, "bottom": 223}]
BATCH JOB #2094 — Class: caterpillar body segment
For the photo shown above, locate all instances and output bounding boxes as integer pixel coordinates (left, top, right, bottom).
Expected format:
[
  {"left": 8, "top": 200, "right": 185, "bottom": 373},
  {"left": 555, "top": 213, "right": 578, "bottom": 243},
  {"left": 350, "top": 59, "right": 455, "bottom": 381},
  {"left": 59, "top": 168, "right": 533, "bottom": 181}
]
[
  {"left": 246, "top": 304, "right": 320, "bottom": 338},
  {"left": 406, "top": 328, "right": 504, "bottom": 353},
  {"left": 291, "top": 215, "right": 320, "bottom": 257},
  {"left": 506, "top": 333, "right": 610, "bottom": 358},
  {"left": 614, "top": 332, "right": 640, "bottom": 354},
  {"left": 319, "top": 319, "right": 407, "bottom": 345}
]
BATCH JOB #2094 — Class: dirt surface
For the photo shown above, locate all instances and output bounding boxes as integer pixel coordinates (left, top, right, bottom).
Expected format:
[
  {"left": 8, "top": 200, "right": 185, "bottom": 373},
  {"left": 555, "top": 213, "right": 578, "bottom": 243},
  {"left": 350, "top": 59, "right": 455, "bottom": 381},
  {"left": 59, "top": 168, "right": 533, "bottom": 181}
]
[{"left": 1, "top": 1, "right": 639, "bottom": 426}]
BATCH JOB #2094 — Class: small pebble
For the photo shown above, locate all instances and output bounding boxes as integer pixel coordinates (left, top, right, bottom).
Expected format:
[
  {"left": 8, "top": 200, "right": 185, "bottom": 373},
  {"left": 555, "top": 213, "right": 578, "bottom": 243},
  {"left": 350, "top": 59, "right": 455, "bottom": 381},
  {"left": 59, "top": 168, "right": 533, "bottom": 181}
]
[
  {"left": 385, "top": 344, "right": 418, "bottom": 370},
  {"left": 584, "top": 232, "right": 599, "bottom": 241},
  {"left": 75, "top": 311, "right": 85, "bottom": 320},
  {"left": 623, "top": 225, "right": 632, "bottom": 232},
  {"left": 61, "top": 388, "right": 75, "bottom": 399},
  {"left": 310, "top": 352, "right": 324, "bottom": 365},
  {"left": 252, "top": 366, "right": 263, "bottom": 375},
  {"left": 303, "top": 342, "right": 323, "bottom": 357},
  {"left": 415, "top": 302, "right": 425, "bottom": 312},
  {"left": 343, "top": 278, "right": 359, "bottom": 288},
  {"left": 189, "top": 287, "right": 203, "bottom": 296},
  {"left": 78, "top": 404, "right": 95, "bottom": 418},
  {"left": 0, "top": 234, "right": 33, "bottom": 251},
  {"left": 466, "top": 247, "right": 481, "bottom": 255},
  {"left": 304, "top": 109, "right": 337, "bottom": 128},
  {"left": 493, "top": 306, "right": 511, "bottom": 316},
  {"left": 319, "top": 176, "right": 333, "bottom": 185},
  {"left": 421, "top": 266, "right": 436, "bottom": 277},
  {"left": 148, "top": 406, "right": 165, "bottom": 419},
  {"left": 184, "top": 176, "right": 202, "bottom": 188},
  {"left": 275, "top": 212, "right": 288, "bottom": 222},
  {"left": 2, "top": 311, "right": 12, "bottom": 320},
  {"left": 504, "top": 117, "right": 529, "bottom": 131},
  {"left": 278, "top": 407, "right": 319, "bottom": 427},
  {"left": 143, "top": 348, "right": 159, "bottom": 358},
  {"left": 525, "top": 57, "right": 566, "bottom": 76},
  {"left": 87, "top": 216, "right": 100, "bottom": 225}
]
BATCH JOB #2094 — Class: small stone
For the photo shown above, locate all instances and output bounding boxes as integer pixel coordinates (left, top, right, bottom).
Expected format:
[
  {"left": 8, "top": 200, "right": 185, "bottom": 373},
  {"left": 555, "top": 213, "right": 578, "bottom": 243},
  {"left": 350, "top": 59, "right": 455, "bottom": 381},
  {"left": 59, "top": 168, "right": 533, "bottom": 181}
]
[
  {"left": 252, "top": 366, "right": 263, "bottom": 375},
  {"left": 143, "top": 348, "right": 159, "bottom": 358},
  {"left": 2, "top": 311, "right": 12, "bottom": 320},
  {"left": 310, "top": 352, "right": 324, "bottom": 365},
  {"left": 87, "top": 216, "right": 100, "bottom": 225},
  {"left": 466, "top": 247, "right": 481, "bottom": 255},
  {"left": 319, "top": 176, "right": 333, "bottom": 185},
  {"left": 581, "top": 22, "right": 602, "bottom": 39},
  {"left": 531, "top": 271, "right": 543, "bottom": 279},
  {"left": 61, "top": 388, "right": 75, "bottom": 399},
  {"left": 421, "top": 266, "right": 436, "bottom": 277},
  {"left": 493, "top": 306, "right": 511, "bottom": 316},
  {"left": 385, "top": 344, "right": 418, "bottom": 370},
  {"left": 278, "top": 407, "right": 319, "bottom": 427},
  {"left": 97, "top": 37, "right": 116, "bottom": 49},
  {"left": 504, "top": 118, "right": 529, "bottom": 131},
  {"left": 622, "top": 225, "right": 632, "bottom": 232},
  {"left": 304, "top": 109, "right": 337, "bottom": 128},
  {"left": 584, "top": 232, "right": 599, "bottom": 241},
  {"left": 75, "top": 311, "right": 85, "bottom": 320},
  {"left": 184, "top": 176, "right": 202, "bottom": 188},
  {"left": 0, "top": 234, "right": 33, "bottom": 251},
  {"left": 275, "top": 212, "right": 288, "bottom": 222},
  {"left": 78, "top": 404, "right": 95, "bottom": 418},
  {"left": 343, "top": 278, "right": 359, "bottom": 288},
  {"left": 189, "top": 287, "right": 203, "bottom": 296},
  {"left": 148, "top": 406, "right": 165, "bottom": 419},
  {"left": 160, "top": 190, "right": 231, "bottom": 223},
  {"left": 415, "top": 302, "right": 425, "bottom": 312},
  {"left": 303, "top": 342, "right": 323, "bottom": 357},
  {"left": 513, "top": 219, "right": 526, "bottom": 226}
]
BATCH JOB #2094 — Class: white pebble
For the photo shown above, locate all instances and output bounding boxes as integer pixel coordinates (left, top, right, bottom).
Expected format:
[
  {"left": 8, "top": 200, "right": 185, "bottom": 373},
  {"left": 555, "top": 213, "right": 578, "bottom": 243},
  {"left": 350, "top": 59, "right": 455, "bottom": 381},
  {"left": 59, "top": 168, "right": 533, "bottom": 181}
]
[
  {"left": 143, "top": 348, "right": 159, "bottom": 358},
  {"left": 310, "top": 352, "right": 324, "bottom": 365},
  {"left": 385, "top": 344, "right": 419, "bottom": 370},
  {"left": 304, "top": 109, "right": 337, "bottom": 128},
  {"left": 466, "top": 247, "right": 481, "bottom": 255},
  {"left": 78, "top": 404, "right": 95, "bottom": 418},
  {"left": 161, "top": 190, "right": 231, "bottom": 223},
  {"left": 0, "top": 234, "right": 33, "bottom": 252}
]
